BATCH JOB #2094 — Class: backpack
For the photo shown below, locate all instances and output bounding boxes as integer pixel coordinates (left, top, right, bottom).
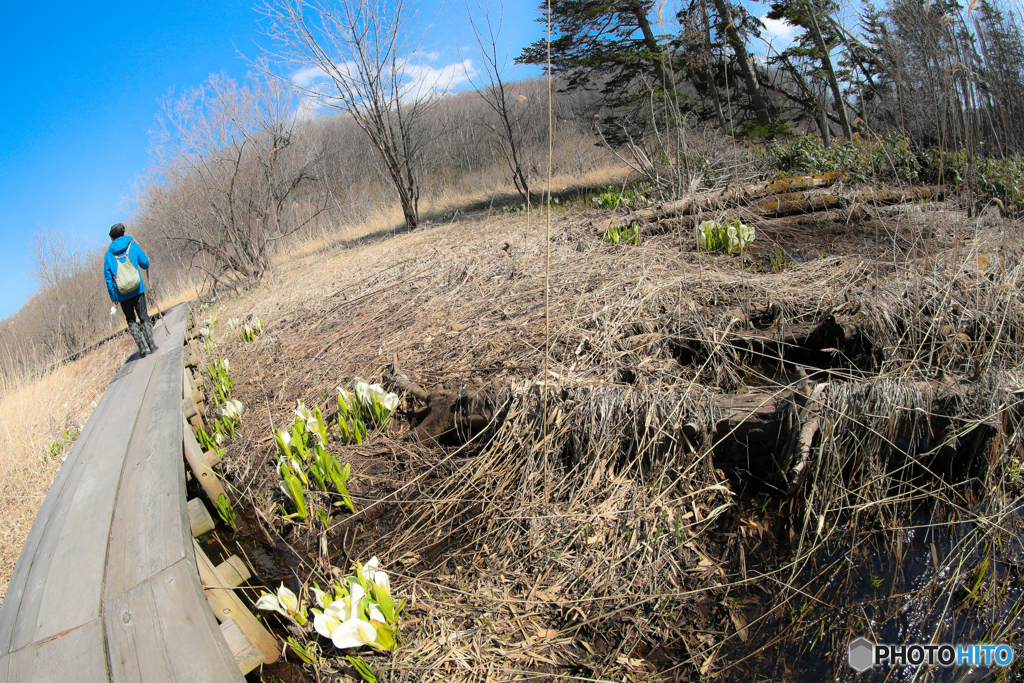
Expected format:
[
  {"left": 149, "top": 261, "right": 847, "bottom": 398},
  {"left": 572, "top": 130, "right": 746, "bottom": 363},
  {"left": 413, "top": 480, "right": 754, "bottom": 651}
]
[{"left": 114, "top": 240, "right": 141, "bottom": 295}]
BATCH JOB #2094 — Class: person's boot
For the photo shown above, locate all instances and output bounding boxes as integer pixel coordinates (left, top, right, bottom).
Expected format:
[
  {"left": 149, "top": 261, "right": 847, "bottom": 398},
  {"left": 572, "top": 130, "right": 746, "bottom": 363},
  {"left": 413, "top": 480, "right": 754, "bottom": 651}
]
[
  {"left": 128, "top": 321, "right": 149, "bottom": 358},
  {"left": 141, "top": 319, "right": 157, "bottom": 353}
]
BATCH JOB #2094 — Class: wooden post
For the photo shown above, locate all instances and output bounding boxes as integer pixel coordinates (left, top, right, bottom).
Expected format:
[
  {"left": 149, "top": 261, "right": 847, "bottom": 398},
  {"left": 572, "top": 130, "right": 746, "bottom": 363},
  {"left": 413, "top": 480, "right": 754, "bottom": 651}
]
[
  {"left": 188, "top": 498, "right": 216, "bottom": 537},
  {"left": 193, "top": 539, "right": 280, "bottom": 664},
  {"left": 183, "top": 415, "right": 227, "bottom": 505},
  {"left": 184, "top": 367, "right": 205, "bottom": 410},
  {"left": 219, "top": 619, "right": 264, "bottom": 675},
  {"left": 183, "top": 399, "right": 204, "bottom": 431},
  {"left": 215, "top": 556, "right": 252, "bottom": 587}
]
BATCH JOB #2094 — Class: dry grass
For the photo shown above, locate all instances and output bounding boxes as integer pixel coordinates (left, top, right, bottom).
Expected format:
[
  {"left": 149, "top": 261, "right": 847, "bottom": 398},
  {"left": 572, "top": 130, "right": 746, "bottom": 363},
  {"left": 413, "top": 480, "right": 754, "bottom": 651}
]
[
  {"left": 190, "top": 184, "right": 1024, "bottom": 681},
  {"left": 285, "top": 165, "right": 632, "bottom": 265},
  {"left": 0, "top": 336, "right": 134, "bottom": 602}
]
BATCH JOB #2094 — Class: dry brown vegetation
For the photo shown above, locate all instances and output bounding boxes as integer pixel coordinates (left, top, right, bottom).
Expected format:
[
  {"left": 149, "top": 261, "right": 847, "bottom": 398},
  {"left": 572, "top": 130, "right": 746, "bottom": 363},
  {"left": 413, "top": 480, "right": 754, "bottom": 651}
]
[
  {"left": 0, "top": 336, "right": 134, "bottom": 602},
  {"left": 191, "top": 177, "right": 1023, "bottom": 682}
]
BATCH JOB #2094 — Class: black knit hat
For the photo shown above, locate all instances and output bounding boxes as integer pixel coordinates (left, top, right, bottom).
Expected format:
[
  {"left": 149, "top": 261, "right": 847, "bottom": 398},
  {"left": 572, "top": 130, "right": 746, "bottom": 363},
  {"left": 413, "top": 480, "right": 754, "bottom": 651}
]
[{"left": 109, "top": 223, "right": 126, "bottom": 239}]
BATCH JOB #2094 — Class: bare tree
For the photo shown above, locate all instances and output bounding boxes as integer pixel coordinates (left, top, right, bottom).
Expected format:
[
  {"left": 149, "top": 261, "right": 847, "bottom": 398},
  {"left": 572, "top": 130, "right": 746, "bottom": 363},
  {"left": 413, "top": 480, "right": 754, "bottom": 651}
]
[
  {"left": 23, "top": 229, "right": 107, "bottom": 357},
  {"left": 459, "top": 0, "right": 536, "bottom": 204},
  {"left": 142, "top": 72, "right": 325, "bottom": 289},
  {"left": 27, "top": 228, "right": 85, "bottom": 290},
  {"left": 261, "top": 0, "right": 443, "bottom": 230}
]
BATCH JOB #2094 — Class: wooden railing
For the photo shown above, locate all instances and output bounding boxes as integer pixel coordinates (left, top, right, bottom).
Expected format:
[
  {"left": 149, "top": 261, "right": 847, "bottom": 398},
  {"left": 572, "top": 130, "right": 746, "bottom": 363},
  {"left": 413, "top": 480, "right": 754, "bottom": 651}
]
[{"left": 0, "top": 303, "right": 277, "bottom": 682}]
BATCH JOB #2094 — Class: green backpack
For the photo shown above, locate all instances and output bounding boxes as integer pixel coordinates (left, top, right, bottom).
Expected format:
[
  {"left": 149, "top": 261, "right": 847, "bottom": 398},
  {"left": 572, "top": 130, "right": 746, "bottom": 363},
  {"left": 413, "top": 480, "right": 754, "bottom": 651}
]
[{"left": 114, "top": 240, "right": 141, "bottom": 295}]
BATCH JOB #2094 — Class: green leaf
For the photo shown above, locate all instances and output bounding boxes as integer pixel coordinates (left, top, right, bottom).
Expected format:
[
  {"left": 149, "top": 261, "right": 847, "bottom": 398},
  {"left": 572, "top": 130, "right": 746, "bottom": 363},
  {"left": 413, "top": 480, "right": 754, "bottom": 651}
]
[
  {"left": 215, "top": 493, "right": 237, "bottom": 530},
  {"left": 346, "top": 655, "right": 378, "bottom": 683},
  {"left": 373, "top": 621, "right": 396, "bottom": 650},
  {"left": 283, "top": 473, "right": 308, "bottom": 520},
  {"left": 372, "top": 582, "right": 396, "bottom": 624},
  {"left": 287, "top": 636, "right": 316, "bottom": 665}
]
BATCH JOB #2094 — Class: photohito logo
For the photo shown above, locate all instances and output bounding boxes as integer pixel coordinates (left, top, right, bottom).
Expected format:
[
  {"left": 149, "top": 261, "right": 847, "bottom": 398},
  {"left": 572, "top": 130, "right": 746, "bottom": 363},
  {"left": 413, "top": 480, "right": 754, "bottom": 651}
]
[{"left": 848, "top": 638, "right": 1015, "bottom": 672}]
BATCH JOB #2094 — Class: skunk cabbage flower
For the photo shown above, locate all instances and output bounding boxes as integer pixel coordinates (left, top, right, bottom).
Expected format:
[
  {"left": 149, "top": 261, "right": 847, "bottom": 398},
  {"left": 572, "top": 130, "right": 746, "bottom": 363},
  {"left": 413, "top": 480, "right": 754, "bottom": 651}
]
[
  {"left": 328, "top": 617, "right": 378, "bottom": 650},
  {"left": 295, "top": 401, "right": 314, "bottom": 425},
  {"left": 357, "top": 556, "right": 382, "bottom": 583},
  {"left": 311, "top": 585, "right": 331, "bottom": 609},
  {"left": 368, "top": 385, "right": 398, "bottom": 412},
  {"left": 222, "top": 399, "right": 244, "bottom": 421},
  {"left": 380, "top": 392, "right": 398, "bottom": 413},
  {"left": 352, "top": 377, "right": 372, "bottom": 406},
  {"left": 313, "top": 601, "right": 346, "bottom": 639},
  {"left": 256, "top": 584, "right": 307, "bottom": 624},
  {"left": 312, "top": 582, "right": 383, "bottom": 649},
  {"left": 336, "top": 387, "right": 352, "bottom": 415},
  {"left": 737, "top": 222, "right": 755, "bottom": 250}
]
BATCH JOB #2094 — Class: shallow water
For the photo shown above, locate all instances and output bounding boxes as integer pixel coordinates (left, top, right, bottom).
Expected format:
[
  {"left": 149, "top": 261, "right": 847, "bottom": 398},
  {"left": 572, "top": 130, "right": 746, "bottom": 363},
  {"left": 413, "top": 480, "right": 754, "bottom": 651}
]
[{"left": 721, "top": 498, "right": 1023, "bottom": 682}]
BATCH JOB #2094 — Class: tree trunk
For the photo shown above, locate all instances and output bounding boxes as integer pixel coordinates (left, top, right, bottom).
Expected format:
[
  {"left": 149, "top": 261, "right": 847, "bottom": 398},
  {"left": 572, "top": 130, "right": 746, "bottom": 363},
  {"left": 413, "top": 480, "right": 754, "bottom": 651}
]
[
  {"left": 712, "top": 0, "right": 772, "bottom": 125},
  {"left": 804, "top": 1, "right": 854, "bottom": 140},
  {"left": 701, "top": 0, "right": 729, "bottom": 133},
  {"left": 630, "top": 1, "right": 669, "bottom": 87},
  {"left": 818, "top": 97, "right": 832, "bottom": 147}
]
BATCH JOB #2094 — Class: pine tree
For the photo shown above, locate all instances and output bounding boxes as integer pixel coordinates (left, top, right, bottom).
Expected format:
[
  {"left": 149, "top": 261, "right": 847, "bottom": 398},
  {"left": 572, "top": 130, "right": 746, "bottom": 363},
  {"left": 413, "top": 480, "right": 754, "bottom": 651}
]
[
  {"left": 768, "top": 0, "right": 854, "bottom": 139},
  {"left": 516, "top": 0, "right": 671, "bottom": 106}
]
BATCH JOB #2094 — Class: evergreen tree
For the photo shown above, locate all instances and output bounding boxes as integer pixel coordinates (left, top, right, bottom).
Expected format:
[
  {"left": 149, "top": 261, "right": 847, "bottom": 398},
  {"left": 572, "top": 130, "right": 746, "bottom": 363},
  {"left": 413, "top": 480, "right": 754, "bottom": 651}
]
[
  {"left": 837, "top": 2, "right": 901, "bottom": 131},
  {"left": 516, "top": 0, "right": 671, "bottom": 107},
  {"left": 768, "top": 0, "right": 854, "bottom": 139},
  {"left": 975, "top": 0, "right": 1024, "bottom": 152},
  {"left": 673, "top": 0, "right": 775, "bottom": 129}
]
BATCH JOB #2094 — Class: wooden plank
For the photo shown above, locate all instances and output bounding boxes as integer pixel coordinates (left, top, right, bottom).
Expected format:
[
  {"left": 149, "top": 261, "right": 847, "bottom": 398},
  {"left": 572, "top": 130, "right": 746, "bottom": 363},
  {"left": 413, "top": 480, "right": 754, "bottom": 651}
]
[
  {"left": 0, "top": 619, "right": 109, "bottom": 683},
  {"left": 0, "top": 303, "right": 193, "bottom": 663},
  {"left": 32, "top": 619, "right": 108, "bottom": 682},
  {"left": 27, "top": 360, "right": 159, "bottom": 648},
  {"left": 104, "top": 350, "right": 189, "bottom": 595},
  {"left": 149, "top": 304, "right": 188, "bottom": 358},
  {"left": 106, "top": 559, "right": 243, "bottom": 683},
  {"left": 0, "top": 642, "right": 35, "bottom": 681},
  {"left": 183, "top": 416, "right": 227, "bottom": 506},
  {"left": 1, "top": 359, "right": 157, "bottom": 654},
  {"left": 0, "top": 342, "right": 145, "bottom": 653},
  {"left": 0, "top": 416, "right": 95, "bottom": 654},
  {"left": 110, "top": 360, "right": 136, "bottom": 384},
  {"left": 193, "top": 540, "right": 280, "bottom": 664}
]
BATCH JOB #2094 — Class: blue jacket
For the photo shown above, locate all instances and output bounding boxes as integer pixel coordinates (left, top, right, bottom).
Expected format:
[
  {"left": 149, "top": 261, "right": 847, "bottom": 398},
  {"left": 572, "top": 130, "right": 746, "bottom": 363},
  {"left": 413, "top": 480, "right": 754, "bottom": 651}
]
[{"left": 104, "top": 236, "right": 150, "bottom": 302}]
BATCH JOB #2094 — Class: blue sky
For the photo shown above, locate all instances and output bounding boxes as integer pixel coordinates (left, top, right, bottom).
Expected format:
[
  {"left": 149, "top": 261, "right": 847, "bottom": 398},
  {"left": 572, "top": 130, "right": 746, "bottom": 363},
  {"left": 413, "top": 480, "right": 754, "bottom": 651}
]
[
  {"left": 0, "top": 0, "right": 550, "bottom": 321},
  {"left": 0, "top": 1, "right": 274, "bottom": 319},
  {"left": 0, "top": 0, "right": 794, "bottom": 322}
]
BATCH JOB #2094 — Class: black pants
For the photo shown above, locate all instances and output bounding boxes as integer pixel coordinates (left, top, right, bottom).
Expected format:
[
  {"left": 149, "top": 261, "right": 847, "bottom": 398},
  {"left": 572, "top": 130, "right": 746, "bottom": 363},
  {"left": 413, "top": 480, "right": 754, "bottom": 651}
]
[{"left": 120, "top": 292, "right": 150, "bottom": 325}]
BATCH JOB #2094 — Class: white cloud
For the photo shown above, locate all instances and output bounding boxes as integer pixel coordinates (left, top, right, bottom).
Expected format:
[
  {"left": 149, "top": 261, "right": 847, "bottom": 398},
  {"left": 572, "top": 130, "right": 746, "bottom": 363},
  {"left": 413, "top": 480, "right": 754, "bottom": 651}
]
[
  {"left": 398, "top": 57, "right": 478, "bottom": 101},
  {"left": 291, "top": 65, "right": 329, "bottom": 89},
  {"left": 758, "top": 16, "right": 801, "bottom": 54},
  {"left": 288, "top": 54, "right": 478, "bottom": 118}
]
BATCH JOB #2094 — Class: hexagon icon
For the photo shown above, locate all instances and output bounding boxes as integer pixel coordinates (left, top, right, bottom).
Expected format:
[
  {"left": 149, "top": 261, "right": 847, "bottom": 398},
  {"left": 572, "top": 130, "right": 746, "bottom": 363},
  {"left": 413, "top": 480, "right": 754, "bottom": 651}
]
[{"left": 848, "top": 637, "right": 875, "bottom": 672}]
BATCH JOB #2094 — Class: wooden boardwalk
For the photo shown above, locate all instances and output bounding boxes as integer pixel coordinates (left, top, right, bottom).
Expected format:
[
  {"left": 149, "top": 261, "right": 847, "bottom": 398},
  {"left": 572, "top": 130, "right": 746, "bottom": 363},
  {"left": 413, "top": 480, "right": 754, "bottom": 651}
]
[{"left": 0, "top": 304, "right": 246, "bottom": 682}]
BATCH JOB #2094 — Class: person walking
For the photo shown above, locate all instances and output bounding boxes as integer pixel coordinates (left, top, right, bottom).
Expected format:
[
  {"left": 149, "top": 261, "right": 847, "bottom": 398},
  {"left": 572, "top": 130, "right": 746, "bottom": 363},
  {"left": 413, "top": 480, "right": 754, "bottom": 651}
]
[{"left": 103, "top": 223, "right": 157, "bottom": 358}]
